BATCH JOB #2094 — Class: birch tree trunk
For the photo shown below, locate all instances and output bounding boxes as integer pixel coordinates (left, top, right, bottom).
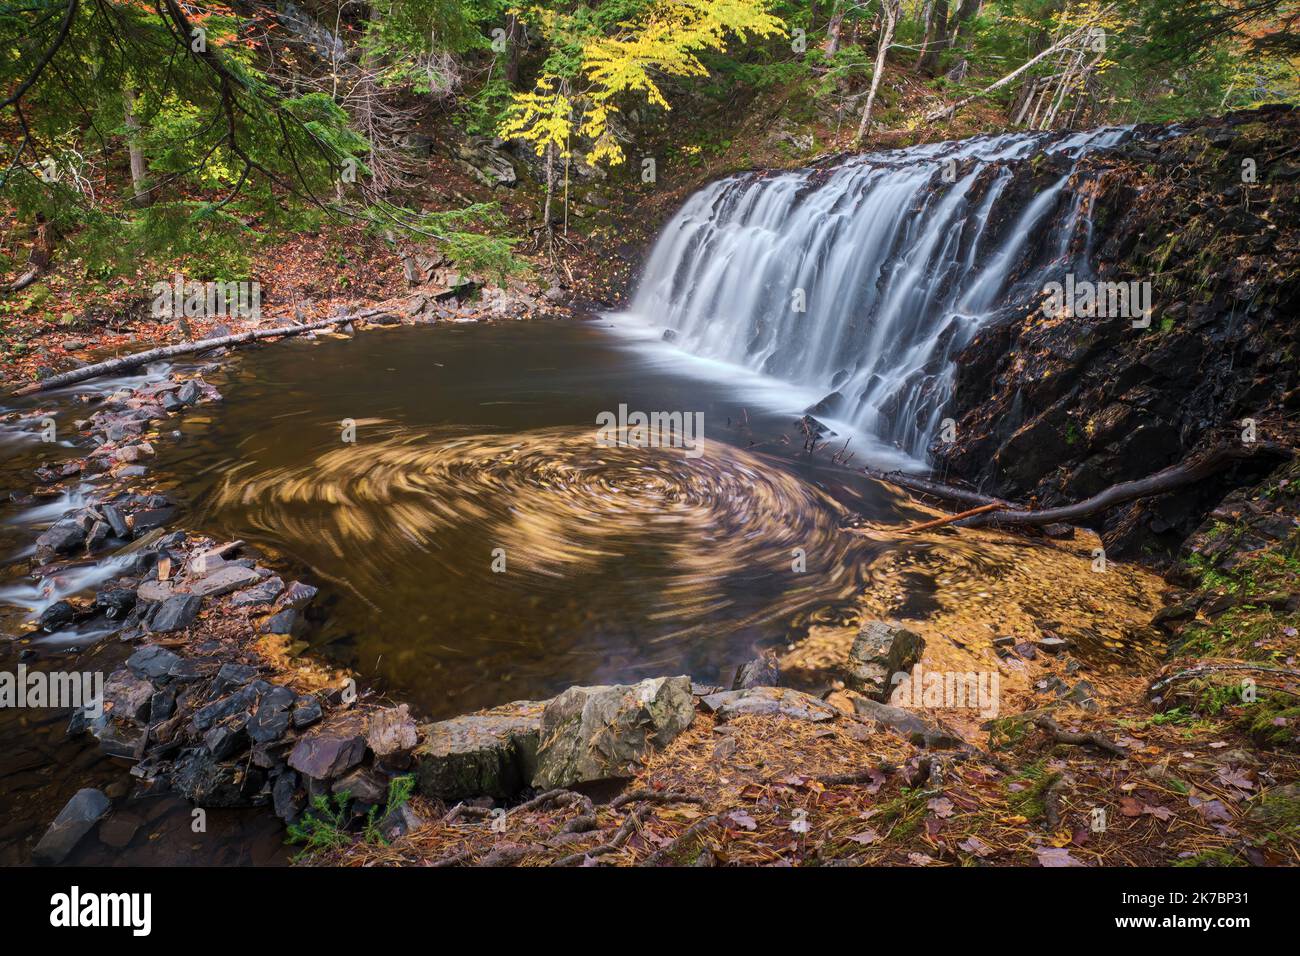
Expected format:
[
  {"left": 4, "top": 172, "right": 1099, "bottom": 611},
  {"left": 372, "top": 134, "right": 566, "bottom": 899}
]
[{"left": 854, "top": 0, "right": 899, "bottom": 147}]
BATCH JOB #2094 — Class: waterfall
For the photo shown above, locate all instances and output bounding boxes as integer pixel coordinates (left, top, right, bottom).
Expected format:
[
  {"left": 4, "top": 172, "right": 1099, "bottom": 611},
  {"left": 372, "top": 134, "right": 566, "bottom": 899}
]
[{"left": 618, "top": 127, "right": 1135, "bottom": 463}]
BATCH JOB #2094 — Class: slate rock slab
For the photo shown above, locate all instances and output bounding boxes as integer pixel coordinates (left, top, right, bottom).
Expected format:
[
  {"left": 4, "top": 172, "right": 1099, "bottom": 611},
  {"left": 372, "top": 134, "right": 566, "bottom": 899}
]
[{"left": 32, "top": 788, "right": 111, "bottom": 865}]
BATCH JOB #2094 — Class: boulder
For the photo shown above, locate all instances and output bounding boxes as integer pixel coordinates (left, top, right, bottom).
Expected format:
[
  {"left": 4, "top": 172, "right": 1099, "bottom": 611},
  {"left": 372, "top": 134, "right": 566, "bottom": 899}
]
[
  {"left": 701, "top": 686, "right": 838, "bottom": 723},
  {"left": 32, "top": 788, "right": 111, "bottom": 865},
  {"left": 38, "top": 600, "right": 78, "bottom": 632},
  {"left": 846, "top": 620, "right": 925, "bottom": 699},
  {"left": 247, "top": 685, "right": 297, "bottom": 744},
  {"left": 170, "top": 748, "right": 260, "bottom": 806},
  {"left": 332, "top": 769, "right": 387, "bottom": 807},
  {"left": 127, "top": 644, "right": 181, "bottom": 681},
  {"left": 532, "top": 677, "right": 695, "bottom": 789},
  {"left": 278, "top": 581, "right": 318, "bottom": 610},
  {"left": 733, "top": 653, "right": 781, "bottom": 689},
  {"left": 35, "top": 518, "right": 85, "bottom": 561},
  {"left": 102, "top": 669, "right": 154, "bottom": 724},
  {"left": 291, "top": 695, "right": 323, "bottom": 729},
  {"left": 229, "top": 576, "right": 283, "bottom": 608},
  {"left": 415, "top": 701, "right": 545, "bottom": 800}
]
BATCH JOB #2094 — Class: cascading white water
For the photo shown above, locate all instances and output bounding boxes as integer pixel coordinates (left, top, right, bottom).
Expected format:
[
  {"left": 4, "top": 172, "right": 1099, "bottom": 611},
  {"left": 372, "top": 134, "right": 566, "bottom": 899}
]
[{"left": 620, "top": 127, "right": 1134, "bottom": 462}]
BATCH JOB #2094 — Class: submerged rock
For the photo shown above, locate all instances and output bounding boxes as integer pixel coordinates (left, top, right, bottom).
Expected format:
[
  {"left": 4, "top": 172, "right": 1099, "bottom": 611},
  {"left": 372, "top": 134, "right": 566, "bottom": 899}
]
[
  {"left": 32, "top": 788, "right": 111, "bottom": 865},
  {"left": 532, "top": 676, "right": 695, "bottom": 789}
]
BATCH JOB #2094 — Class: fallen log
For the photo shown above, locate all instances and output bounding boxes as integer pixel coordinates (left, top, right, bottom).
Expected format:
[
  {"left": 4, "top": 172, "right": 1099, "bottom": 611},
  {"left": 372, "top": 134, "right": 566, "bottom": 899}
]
[
  {"left": 862, "top": 466, "right": 1016, "bottom": 510},
  {"left": 958, "top": 442, "right": 1293, "bottom": 529},
  {"left": 12, "top": 307, "right": 391, "bottom": 397}
]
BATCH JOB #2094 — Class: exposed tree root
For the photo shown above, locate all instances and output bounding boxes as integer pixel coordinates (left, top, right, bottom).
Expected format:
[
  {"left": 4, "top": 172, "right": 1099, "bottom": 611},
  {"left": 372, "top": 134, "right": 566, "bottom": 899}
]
[{"left": 1033, "top": 715, "right": 1126, "bottom": 757}]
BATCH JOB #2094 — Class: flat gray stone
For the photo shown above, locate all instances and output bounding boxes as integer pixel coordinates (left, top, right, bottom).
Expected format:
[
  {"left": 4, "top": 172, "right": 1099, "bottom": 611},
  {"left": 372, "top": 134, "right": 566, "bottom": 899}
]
[
  {"left": 187, "top": 565, "right": 261, "bottom": 598},
  {"left": 701, "top": 686, "right": 838, "bottom": 723}
]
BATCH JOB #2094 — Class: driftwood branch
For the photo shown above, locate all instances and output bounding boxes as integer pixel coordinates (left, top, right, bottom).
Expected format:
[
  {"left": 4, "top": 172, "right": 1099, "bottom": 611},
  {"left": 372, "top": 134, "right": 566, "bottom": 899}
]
[
  {"left": 960, "top": 443, "right": 1293, "bottom": 529},
  {"left": 863, "top": 466, "right": 1015, "bottom": 510},
  {"left": 1033, "top": 715, "right": 1126, "bottom": 757},
  {"left": 903, "top": 502, "right": 1000, "bottom": 533},
  {"left": 13, "top": 308, "right": 391, "bottom": 396}
]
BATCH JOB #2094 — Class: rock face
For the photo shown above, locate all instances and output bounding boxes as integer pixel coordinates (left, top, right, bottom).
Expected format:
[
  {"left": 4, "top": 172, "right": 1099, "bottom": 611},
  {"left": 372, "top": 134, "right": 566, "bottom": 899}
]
[
  {"left": 701, "top": 686, "right": 838, "bottom": 723},
  {"left": 935, "top": 106, "right": 1300, "bottom": 559},
  {"left": 845, "top": 620, "right": 925, "bottom": 700},
  {"left": 415, "top": 701, "right": 544, "bottom": 800},
  {"left": 533, "top": 677, "right": 695, "bottom": 789},
  {"left": 32, "top": 788, "right": 111, "bottom": 865}
]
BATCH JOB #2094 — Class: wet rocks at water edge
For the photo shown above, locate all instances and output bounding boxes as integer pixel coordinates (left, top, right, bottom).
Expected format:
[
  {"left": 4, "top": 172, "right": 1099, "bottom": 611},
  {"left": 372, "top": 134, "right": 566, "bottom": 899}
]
[{"left": 32, "top": 788, "right": 111, "bottom": 865}]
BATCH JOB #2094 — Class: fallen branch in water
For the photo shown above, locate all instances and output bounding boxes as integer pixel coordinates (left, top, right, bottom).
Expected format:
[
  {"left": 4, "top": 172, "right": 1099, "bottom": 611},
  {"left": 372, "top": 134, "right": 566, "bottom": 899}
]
[
  {"left": 902, "top": 502, "right": 1001, "bottom": 533},
  {"left": 12, "top": 307, "right": 392, "bottom": 396},
  {"left": 958, "top": 442, "right": 1293, "bottom": 529},
  {"left": 862, "top": 466, "right": 1016, "bottom": 510}
]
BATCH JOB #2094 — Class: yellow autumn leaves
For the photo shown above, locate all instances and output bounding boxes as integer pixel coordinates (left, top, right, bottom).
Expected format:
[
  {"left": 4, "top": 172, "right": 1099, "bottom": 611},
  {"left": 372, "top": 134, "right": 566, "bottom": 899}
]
[{"left": 499, "top": 0, "right": 785, "bottom": 166}]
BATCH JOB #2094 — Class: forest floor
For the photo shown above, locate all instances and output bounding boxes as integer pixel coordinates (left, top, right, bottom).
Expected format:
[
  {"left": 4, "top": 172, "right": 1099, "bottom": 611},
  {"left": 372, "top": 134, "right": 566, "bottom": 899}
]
[{"left": 310, "top": 467, "right": 1300, "bottom": 867}]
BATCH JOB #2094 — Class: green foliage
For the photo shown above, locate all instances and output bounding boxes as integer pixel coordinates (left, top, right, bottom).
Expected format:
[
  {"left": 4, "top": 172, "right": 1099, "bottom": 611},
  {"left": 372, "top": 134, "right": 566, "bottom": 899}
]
[
  {"left": 287, "top": 775, "right": 417, "bottom": 860},
  {"left": 286, "top": 793, "right": 354, "bottom": 858},
  {"left": 363, "top": 775, "right": 418, "bottom": 844}
]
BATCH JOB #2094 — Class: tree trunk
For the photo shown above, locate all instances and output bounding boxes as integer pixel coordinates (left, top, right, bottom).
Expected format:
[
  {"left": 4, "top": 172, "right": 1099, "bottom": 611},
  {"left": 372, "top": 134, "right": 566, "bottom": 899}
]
[
  {"left": 854, "top": 0, "right": 898, "bottom": 146},
  {"left": 925, "top": 25, "right": 1087, "bottom": 123},
  {"left": 948, "top": 0, "right": 981, "bottom": 40},
  {"left": 1, "top": 214, "right": 54, "bottom": 293},
  {"left": 822, "top": 3, "right": 845, "bottom": 57},
  {"left": 916, "top": 0, "right": 949, "bottom": 75},
  {"left": 505, "top": 15, "right": 523, "bottom": 87},
  {"left": 123, "top": 84, "right": 151, "bottom": 207},
  {"left": 959, "top": 443, "right": 1293, "bottom": 529}
]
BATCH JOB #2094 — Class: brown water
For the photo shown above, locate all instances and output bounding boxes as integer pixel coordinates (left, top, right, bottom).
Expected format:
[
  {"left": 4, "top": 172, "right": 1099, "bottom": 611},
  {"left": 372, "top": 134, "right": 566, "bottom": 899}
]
[{"left": 146, "top": 320, "right": 915, "bottom": 716}]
